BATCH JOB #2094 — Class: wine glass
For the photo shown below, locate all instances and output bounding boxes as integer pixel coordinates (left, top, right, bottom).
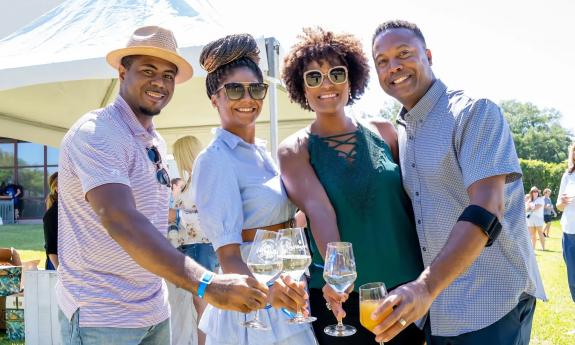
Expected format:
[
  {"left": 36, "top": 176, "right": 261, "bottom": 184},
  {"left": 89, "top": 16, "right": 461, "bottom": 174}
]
[
  {"left": 278, "top": 227, "right": 316, "bottom": 324},
  {"left": 322, "top": 242, "right": 357, "bottom": 337},
  {"left": 359, "top": 282, "right": 390, "bottom": 345},
  {"left": 242, "top": 229, "right": 283, "bottom": 330}
]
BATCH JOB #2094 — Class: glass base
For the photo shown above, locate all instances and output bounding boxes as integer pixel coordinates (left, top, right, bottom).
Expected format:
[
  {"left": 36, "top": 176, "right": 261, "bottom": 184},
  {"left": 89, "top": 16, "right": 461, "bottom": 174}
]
[
  {"left": 324, "top": 323, "right": 357, "bottom": 337},
  {"left": 287, "top": 315, "right": 317, "bottom": 324},
  {"left": 241, "top": 319, "right": 270, "bottom": 331}
]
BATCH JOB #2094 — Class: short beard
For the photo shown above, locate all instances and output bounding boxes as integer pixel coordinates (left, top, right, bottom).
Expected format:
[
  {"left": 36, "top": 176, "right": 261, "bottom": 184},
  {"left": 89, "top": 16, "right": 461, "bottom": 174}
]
[{"left": 139, "top": 106, "right": 161, "bottom": 117}]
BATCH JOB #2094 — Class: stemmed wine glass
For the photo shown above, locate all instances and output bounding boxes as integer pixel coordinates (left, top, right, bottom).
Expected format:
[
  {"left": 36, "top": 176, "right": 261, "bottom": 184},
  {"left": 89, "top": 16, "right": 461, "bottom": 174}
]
[
  {"left": 242, "top": 230, "right": 283, "bottom": 330},
  {"left": 359, "top": 282, "right": 390, "bottom": 345},
  {"left": 278, "top": 227, "right": 316, "bottom": 324},
  {"left": 322, "top": 242, "right": 357, "bottom": 337}
]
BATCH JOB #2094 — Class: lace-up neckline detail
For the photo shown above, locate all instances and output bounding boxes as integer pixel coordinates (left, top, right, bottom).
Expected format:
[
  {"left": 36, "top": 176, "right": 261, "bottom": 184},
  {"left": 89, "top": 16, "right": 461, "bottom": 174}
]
[{"left": 307, "top": 127, "right": 360, "bottom": 164}]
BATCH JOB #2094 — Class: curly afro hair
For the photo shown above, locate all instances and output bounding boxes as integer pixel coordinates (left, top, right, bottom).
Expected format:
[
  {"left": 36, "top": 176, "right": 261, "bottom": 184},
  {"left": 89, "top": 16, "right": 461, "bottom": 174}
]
[{"left": 282, "top": 27, "right": 370, "bottom": 111}]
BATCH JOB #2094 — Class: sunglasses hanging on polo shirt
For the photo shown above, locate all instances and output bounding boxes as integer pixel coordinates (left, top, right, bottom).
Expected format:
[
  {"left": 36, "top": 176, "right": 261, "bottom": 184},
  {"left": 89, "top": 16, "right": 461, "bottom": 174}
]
[{"left": 146, "top": 146, "right": 171, "bottom": 187}]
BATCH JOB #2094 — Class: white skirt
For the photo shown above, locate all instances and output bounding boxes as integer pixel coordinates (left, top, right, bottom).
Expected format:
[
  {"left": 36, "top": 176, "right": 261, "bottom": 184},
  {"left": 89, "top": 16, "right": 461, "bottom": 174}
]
[
  {"left": 527, "top": 214, "right": 545, "bottom": 227},
  {"left": 199, "top": 242, "right": 317, "bottom": 345}
]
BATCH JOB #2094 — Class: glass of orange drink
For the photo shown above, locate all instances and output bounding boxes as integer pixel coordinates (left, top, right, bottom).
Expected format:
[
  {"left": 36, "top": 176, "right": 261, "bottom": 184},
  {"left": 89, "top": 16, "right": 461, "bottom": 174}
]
[{"left": 359, "top": 282, "right": 391, "bottom": 344}]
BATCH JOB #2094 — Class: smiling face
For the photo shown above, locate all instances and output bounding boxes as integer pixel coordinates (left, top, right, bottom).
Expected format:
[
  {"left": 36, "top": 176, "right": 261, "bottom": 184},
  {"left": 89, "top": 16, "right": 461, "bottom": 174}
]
[
  {"left": 211, "top": 66, "right": 263, "bottom": 132},
  {"left": 304, "top": 59, "right": 350, "bottom": 116},
  {"left": 119, "top": 55, "right": 177, "bottom": 118},
  {"left": 372, "top": 28, "right": 435, "bottom": 110}
]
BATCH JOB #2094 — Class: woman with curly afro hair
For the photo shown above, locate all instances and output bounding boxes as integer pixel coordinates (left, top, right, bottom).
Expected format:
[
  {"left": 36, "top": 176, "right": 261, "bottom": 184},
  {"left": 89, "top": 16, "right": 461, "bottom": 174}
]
[{"left": 278, "top": 27, "right": 425, "bottom": 345}]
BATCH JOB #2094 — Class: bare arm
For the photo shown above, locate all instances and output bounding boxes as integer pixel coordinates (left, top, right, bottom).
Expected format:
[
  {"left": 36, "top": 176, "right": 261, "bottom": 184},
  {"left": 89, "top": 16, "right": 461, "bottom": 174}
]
[
  {"left": 86, "top": 183, "right": 267, "bottom": 313},
  {"left": 557, "top": 193, "right": 571, "bottom": 212},
  {"left": 278, "top": 132, "right": 340, "bottom": 260},
  {"left": 48, "top": 254, "right": 59, "bottom": 268},
  {"left": 279, "top": 132, "right": 348, "bottom": 316},
  {"left": 216, "top": 244, "right": 252, "bottom": 277},
  {"left": 370, "top": 120, "right": 399, "bottom": 163},
  {"left": 373, "top": 175, "right": 504, "bottom": 342}
]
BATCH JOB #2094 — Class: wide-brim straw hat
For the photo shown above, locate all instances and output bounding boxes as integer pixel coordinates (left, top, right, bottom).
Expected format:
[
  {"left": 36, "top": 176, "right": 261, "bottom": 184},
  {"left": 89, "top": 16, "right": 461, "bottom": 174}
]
[{"left": 106, "top": 26, "right": 193, "bottom": 84}]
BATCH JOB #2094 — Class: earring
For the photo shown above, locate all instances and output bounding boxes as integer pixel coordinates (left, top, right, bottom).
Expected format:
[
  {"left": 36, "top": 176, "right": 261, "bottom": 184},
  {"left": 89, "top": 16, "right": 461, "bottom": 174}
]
[
  {"left": 348, "top": 89, "right": 352, "bottom": 100},
  {"left": 305, "top": 97, "right": 309, "bottom": 107}
]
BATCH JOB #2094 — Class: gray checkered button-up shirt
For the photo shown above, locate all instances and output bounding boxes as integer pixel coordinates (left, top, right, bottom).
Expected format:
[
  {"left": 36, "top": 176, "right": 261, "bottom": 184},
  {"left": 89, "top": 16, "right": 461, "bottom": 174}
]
[{"left": 397, "top": 79, "right": 546, "bottom": 336}]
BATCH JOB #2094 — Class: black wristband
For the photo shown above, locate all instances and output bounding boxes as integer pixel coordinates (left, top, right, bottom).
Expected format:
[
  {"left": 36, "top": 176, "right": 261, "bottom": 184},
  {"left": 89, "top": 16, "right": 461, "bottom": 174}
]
[{"left": 457, "top": 205, "right": 502, "bottom": 247}]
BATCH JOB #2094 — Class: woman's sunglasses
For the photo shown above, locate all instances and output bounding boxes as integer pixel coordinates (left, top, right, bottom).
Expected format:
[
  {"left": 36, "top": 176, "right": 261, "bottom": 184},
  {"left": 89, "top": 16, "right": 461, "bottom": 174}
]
[
  {"left": 303, "top": 66, "right": 348, "bottom": 88},
  {"left": 215, "top": 82, "right": 269, "bottom": 100},
  {"left": 146, "top": 146, "right": 171, "bottom": 188}
]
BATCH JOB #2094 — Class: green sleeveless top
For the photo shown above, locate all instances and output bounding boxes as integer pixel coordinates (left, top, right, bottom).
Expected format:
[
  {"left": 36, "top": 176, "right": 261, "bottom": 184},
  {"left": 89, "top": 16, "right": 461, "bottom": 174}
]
[{"left": 307, "top": 123, "right": 423, "bottom": 292}]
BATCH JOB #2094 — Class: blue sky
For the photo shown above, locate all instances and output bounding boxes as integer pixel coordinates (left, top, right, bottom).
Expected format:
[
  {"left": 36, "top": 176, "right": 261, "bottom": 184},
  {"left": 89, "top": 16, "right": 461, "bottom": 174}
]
[
  {"left": 2, "top": 0, "right": 574, "bottom": 132},
  {"left": 212, "top": 0, "right": 575, "bottom": 132}
]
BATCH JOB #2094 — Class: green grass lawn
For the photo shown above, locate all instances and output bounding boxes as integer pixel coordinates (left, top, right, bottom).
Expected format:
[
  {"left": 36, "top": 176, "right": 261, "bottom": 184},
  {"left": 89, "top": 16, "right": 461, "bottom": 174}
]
[{"left": 0, "top": 222, "right": 574, "bottom": 344}]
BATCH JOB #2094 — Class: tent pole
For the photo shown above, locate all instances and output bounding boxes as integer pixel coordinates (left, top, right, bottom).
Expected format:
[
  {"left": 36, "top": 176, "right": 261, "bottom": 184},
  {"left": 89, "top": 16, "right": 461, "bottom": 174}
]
[
  {"left": 265, "top": 37, "right": 280, "bottom": 161},
  {"left": 100, "top": 79, "right": 118, "bottom": 108}
]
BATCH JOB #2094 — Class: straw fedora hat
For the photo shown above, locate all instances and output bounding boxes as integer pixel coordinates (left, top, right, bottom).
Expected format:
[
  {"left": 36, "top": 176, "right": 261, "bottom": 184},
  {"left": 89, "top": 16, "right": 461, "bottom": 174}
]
[{"left": 106, "top": 26, "right": 193, "bottom": 83}]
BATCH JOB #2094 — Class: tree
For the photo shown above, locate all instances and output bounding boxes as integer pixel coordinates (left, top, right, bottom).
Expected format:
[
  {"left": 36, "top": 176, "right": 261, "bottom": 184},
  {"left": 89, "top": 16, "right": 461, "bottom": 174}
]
[
  {"left": 361, "top": 100, "right": 402, "bottom": 123},
  {"left": 500, "top": 100, "right": 572, "bottom": 163}
]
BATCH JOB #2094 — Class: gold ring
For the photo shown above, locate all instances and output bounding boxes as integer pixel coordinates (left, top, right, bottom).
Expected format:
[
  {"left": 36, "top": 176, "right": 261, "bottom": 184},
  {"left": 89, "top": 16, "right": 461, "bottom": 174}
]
[
  {"left": 399, "top": 318, "right": 407, "bottom": 327},
  {"left": 326, "top": 302, "right": 332, "bottom": 311}
]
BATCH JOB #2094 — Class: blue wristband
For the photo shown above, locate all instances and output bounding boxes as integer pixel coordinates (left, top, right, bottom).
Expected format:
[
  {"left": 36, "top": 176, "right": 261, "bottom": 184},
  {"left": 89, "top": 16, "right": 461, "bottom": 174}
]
[{"left": 198, "top": 271, "right": 214, "bottom": 299}]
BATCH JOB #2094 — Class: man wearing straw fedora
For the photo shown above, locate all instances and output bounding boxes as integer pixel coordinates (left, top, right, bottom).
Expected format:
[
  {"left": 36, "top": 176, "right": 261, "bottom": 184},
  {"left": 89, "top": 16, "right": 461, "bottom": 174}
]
[{"left": 56, "top": 26, "right": 268, "bottom": 345}]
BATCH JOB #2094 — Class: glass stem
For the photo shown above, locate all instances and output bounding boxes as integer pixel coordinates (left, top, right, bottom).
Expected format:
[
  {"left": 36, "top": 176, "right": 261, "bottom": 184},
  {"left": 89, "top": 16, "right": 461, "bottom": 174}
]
[
  {"left": 294, "top": 276, "right": 303, "bottom": 318},
  {"left": 336, "top": 319, "right": 344, "bottom": 330}
]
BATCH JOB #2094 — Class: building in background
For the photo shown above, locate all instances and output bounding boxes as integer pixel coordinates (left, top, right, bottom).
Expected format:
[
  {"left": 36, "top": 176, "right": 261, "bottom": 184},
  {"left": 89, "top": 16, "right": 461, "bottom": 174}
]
[{"left": 0, "top": 137, "right": 58, "bottom": 219}]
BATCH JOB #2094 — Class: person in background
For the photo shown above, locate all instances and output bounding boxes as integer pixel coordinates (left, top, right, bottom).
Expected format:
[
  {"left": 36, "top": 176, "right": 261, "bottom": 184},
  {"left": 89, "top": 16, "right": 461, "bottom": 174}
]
[
  {"left": 43, "top": 172, "right": 59, "bottom": 270},
  {"left": 5, "top": 181, "right": 23, "bottom": 220},
  {"left": 192, "top": 33, "right": 317, "bottom": 345},
  {"left": 167, "top": 135, "right": 219, "bottom": 345},
  {"left": 279, "top": 27, "right": 424, "bottom": 344},
  {"left": 526, "top": 186, "right": 546, "bottom": 250},
  {"left": 170, "top": 177, "right": 184, "bottom": 208},
  {"left": 556, "top": 143, "right": 575, "bottom": 304},
  {"left": 542, "top": 188, "right": 557, "bottom": 237}
]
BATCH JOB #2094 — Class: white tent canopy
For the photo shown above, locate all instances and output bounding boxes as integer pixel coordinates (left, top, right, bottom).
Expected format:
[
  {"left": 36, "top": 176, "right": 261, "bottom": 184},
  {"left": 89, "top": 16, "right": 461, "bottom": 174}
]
[{"left": 0, "top": 0, "right": 312, "bottom": 150}]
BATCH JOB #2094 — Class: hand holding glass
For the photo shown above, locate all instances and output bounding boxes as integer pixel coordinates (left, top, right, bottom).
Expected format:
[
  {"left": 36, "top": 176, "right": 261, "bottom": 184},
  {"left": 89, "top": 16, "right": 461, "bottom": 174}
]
[
  {"left": 360, "top": 282, "right": 391, "bottom": 345},
  {"left": 243, "top": 230, "right": 283, "bottom": 330},
  {"left": 323, "top": 242, "right": 357, "bottom": 337},
  {"left": 279, "top": 227, "right": 316, "bottom": 324}
]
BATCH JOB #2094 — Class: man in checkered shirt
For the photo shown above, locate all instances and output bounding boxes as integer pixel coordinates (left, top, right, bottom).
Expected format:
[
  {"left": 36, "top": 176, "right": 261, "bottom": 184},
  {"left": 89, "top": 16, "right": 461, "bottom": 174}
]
[{"left": 368, "top": 20, "right": 546, "bottom": 345}]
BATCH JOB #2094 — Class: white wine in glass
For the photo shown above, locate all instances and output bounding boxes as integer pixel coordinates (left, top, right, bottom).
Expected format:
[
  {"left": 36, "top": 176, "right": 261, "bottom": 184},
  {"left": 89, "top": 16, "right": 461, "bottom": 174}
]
[
  {"left": 279, "top": 227, "right": 316, "bottom": 324},
  {"left": 323, "top": 242, "right": 357, "bottom": 337},
  {"left": 242, "top": 229, "right": 283, "bottom": 330}
]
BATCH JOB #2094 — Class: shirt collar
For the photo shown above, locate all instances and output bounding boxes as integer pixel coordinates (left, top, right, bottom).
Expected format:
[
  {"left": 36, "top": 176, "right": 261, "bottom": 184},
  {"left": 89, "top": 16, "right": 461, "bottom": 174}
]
[
  {"left": 214, "top": 127, "right": 267, "bottom": 150},
  {"left": 112, "top": 96, "right": 156, "bottom": 140},
  {"left": 399, "top": 79, "right": 447, "bottom": 124}
]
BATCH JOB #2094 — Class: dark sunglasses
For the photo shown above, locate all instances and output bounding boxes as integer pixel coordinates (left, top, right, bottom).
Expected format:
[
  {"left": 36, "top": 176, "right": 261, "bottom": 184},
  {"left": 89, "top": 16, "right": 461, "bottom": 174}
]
[
  {"left": 215, "top": 82, "right": 269, "bottom": 100},
  {"left": 146, "top": 146, "right": 171, "bottom": 188},
  {"left": 303, "top": 66, "right": 348, "bottom": 88}
]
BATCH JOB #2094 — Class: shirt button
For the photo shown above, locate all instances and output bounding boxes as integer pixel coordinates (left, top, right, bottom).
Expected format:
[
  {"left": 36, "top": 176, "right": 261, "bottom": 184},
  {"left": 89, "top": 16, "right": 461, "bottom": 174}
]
[
  {"left": 417, "top": 219, "right": 421, "bottom": 224},
  {"left": 411, "top": 163, "right": 416, "bottom": 168},
  {"left": 422, "top": 246, "right": 427, "bottom": 252},
  {"left": 415, "top": 192, "right": 419, "bottom": 196},
  {"left": 409, "top": 135, "right": 414, "bottom": 140}
]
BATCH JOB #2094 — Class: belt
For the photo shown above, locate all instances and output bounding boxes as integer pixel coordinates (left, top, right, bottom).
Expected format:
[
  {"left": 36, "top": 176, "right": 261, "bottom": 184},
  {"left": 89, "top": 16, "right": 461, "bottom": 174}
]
[{"left": 241, "top": 219, "right": 296, "bottom": 242}]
